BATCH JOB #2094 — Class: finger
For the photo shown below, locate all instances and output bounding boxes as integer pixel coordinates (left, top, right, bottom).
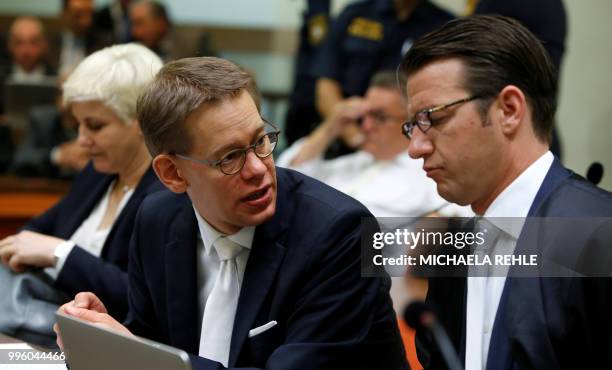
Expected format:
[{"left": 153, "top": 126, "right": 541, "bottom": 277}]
[
  {"left": 0, "top": 243, "right": 14, "bottom": 264},
  {"left": 57, "top": 300, "right": 75, "bottom": 315},
  {"left": 74, "top": 292, "right": 107, "bottom": 313},
  {"left": 0, "top": 248, "right": 8, "bottom": 266},
  {"left": 8, "top": 254, "right": 25, "bottom": 273},
  {"left": 64, "top": 305, "right": 107, "bottom": 323},
  {"left": 73, "top": 292, "right": 95, "bottom": 308},
  {"left": 53, "top": 323, "right": 65, "bottom": 352},
  {"left": 0, "top": 236, "right": 12, "bottom": 248}
]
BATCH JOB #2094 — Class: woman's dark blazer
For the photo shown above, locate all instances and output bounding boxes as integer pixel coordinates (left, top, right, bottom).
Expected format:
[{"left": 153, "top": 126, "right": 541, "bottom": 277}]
[{"left": 23, "top": 162, "right": 164, "bottom": 320}]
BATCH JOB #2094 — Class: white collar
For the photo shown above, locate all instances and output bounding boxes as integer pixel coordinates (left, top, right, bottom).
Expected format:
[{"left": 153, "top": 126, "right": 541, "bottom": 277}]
[
  {"left": 12, "top": 64, "right": 45, "bottom": 81},
  {"left": 193, "top": 206, "right": 255, "bottom": 256},
  {"left": 482, "top": 151, "right": 554, "bottom": 238}
]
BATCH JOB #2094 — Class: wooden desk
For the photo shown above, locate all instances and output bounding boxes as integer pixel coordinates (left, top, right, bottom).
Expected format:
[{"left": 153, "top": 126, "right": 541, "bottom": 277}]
[
  {"left": 0, "top": 333, "right": 20, "bottom": 344},
  {"left": 0, "top": 177, "right": 70, "bottom": 238}
]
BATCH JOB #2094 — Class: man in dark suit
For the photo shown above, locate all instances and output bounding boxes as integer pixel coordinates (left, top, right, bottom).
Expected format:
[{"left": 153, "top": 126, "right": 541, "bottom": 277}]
[
  {"left": 55, "top": 57, "right": 407, "bottom": 370},
  {"left": 400, "top": 15, "right": 612, "bottom": 370}
]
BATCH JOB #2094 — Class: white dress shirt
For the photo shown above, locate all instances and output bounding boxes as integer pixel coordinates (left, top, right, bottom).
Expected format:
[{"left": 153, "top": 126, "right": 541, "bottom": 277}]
[
  {"left": 465, "top": 151, "right": 554, "bottom": 370},
  {"left": 193, "top": 207, "right": 254, "bottom": 330},
  {"left": 44, "top": 181, "right": 134, "bottom": 279},
  {"left": 59, "top": 32, "right": 86, "bottom": 77},
  {"left": 277, "top": 138, "right": 469, "bottom": 218},
  {"left": 11, "top": 64, "right": 46, "bottom": 83}
]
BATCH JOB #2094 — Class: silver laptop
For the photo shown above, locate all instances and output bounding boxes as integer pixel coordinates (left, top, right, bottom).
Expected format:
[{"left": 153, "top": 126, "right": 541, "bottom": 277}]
[{"left": 56, "top": 312, "right": 193, "bottom": 370}]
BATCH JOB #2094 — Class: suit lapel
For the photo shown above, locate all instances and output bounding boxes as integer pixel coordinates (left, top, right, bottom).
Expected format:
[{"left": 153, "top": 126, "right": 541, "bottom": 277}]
[
  {"left": 165, "top": 197, "right": 200, "bottom": 354},
  {"left": 486, "top": 158, "right": 571, "bottom": 370},
  {"left": 228, "top": 169, "right": 293, "bottom": 366},
  {"left": 101, "top": 167, "right": 158, "bottom": 259},
  {"left": 527, "top": 158, "right": 572, "bottom": 217}
]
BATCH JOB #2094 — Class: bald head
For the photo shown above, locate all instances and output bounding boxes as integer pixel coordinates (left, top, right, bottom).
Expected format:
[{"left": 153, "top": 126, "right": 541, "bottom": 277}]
[{"left": 8, "top": 16, "right": 48, "bottom": 72}]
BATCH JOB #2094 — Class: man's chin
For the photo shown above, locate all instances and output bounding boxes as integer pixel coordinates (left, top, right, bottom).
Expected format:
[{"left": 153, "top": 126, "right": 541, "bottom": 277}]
[{"left": 242, "top": 201, "right": 276, "bottom": 227}]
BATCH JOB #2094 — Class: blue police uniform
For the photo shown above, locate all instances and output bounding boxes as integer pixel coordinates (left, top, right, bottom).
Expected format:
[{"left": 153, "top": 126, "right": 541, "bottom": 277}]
[
  {"left": 313, "top": 0, "right": 454, "bottom": 99},
  {"left": 284, "top": 0, "right": 330, "bottom": 146},
  {"left": 473, "top": 0, "right": 567, "bottom": 158}
]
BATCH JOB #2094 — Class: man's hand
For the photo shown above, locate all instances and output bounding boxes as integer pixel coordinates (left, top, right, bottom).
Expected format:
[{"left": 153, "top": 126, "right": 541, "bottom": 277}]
[
  {"left": 328, "top": 97, "right": 367, "bottom": 148},
  {"left": 326, "top": 96, "right": 367, "bottom": 138},
  {"left": 0, "top": 231, "right": 64, "bottom": 272},
  {"left": 54, "top": 292, "right": 133, "bottom": 351},
  {"left": 289, "top": 96, "right": 369, "bottom": 166}
]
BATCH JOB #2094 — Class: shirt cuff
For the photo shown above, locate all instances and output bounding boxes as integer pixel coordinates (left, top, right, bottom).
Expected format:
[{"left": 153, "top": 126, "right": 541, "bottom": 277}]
[{"left": 44, "top": 240, "right": 76, "bottom": 280}]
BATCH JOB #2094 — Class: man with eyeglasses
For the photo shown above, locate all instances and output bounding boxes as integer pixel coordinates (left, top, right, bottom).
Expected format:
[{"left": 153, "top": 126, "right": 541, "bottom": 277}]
[
  {"left": 279, "top": 70, "right": 464, "bottom": 219},
  {"left": 401, "top": 15, "right": 612, "bottom": 370},
  {"left": 53, "top": 57, "right": 407, "bottom": 370}
]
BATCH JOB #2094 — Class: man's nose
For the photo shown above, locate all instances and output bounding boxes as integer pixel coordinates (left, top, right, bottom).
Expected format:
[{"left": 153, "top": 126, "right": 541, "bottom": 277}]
[
  {"left": 240, "top": 150, "right": 268, "bottom": 179},
  {"left": 407, "top": 128, "right": 434, "bottom": 159},
  {"left": 360, "top": 115, "right": 376, "bottom": 133}
]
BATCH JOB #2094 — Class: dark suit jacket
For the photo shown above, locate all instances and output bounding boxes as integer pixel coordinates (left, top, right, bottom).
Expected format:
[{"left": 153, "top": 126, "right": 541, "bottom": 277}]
[
  {"left": 124, "top": 167, "right": 408, "bottom": 370},
  {"left": 419, "top": 159, "right": 612, "bottom": 370},
  {"left": 23, "top": 162, "right": 163, "bottom": 320},
  {"left": 11, "top": 104, "right": 74, "bottom": 178},
  {"left": 47, "top": 31, "right": 112, "bottom": 74}
]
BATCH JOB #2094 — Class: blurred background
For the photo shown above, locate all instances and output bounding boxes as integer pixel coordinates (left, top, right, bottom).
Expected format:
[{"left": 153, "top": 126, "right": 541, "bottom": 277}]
[{"left": 0, "top": 0, "right": 610, "bottom": 235}]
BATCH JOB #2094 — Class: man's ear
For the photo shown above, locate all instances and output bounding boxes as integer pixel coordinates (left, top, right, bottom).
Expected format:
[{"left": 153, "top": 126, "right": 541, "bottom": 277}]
[
  {"left": 495, "top": 85, "right": 527, "bottom": 137},
  {"left": 152, "top": 154, "right": 188, "bottom": 193}
]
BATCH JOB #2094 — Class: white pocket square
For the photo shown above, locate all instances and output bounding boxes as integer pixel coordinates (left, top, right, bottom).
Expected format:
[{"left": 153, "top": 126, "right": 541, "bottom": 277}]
[{"left": 248, "top": 320, "right": 277, "bottom": 338}]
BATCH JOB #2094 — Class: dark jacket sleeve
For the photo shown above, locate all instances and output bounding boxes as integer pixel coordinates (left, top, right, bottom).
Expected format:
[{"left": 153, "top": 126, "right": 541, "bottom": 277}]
[{"left": 55, "top": 246, "right": 130, "bottom": 320}]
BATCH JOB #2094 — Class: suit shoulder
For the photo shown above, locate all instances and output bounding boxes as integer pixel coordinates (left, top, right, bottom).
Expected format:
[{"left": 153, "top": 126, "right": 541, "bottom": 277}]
[
  {"left": 277, "top": 167, "right": 372, "bottom": 221},
  {"left": 543, "top": 175, "right": 612, "bottom": 216},
  {"left": 140, "top": 189, "right": 190, "bottom": 219}
]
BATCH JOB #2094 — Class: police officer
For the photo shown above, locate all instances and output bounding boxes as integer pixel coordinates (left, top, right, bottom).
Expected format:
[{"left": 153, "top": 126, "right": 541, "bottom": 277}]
[
  {"left": 284, "top": 0, "right": 330, "bottom": 146},
  {"left": 471, "top": 0, "right": 567, "bottom": 158},
  {"left": 312, "top": 0, "right": 453, "bottom": 158}
]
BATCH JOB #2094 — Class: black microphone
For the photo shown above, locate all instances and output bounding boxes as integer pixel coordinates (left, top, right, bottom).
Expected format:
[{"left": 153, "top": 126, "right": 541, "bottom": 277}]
[
  {"left": 586, "top": 162, "right": 604, "bottom": 185},
  {"left": 404, "top": 301, "right": 463, "bottom": 370}
]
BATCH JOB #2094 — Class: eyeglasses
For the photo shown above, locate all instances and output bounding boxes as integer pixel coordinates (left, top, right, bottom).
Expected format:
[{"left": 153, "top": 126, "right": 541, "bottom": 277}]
[
  {"left": 174, "top": 120, "right": 280, "bottom": 175},
  {"left": 358, "top": 110, "right": 406, "bottom": 127},
  {"left": 401, "top": 95, "right": 480, "bottom": 139}
]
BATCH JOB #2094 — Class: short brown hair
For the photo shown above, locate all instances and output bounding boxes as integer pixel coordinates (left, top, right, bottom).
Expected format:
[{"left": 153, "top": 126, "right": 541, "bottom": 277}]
[
  {"left": 401, "top": 15, "right": 557, "bottom": 143},
  {"left": 137, "top": 57, "right": 260, "bottom": 156}
]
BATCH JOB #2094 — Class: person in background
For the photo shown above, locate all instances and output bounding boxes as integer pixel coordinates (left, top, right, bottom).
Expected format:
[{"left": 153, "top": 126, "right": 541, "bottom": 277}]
[
  {"left": 4, "top": 16, "right": 54, "bottom": 83},
  {"left": 93, "top": 0, "right": 133, "bottom": 44},
  {"left": 283, "top": 0, "right": 330, "bottom": 146},
  {"left": 471, "top": 0, "right": 566, "bottom": 158},
  {"left": 54, "top": 0, "right": 112, "bottom": 78},
  {"left": 0, "top": 44, "right": 164, "bottom": 324},
  {"left": 11, "top": 100, "right": 88, "bottom": 178},
  {"left": 0, "top": 16, "right": 55, "bottom": 173},
  {"left": 312, "top": 0, "right": 452, "bottom": 158},
  {"left": 279, "top": 70, "right": 457, "bottom": 218},
  {"left": 129, "top": 0, "right": 187, "bottom": 62}
]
